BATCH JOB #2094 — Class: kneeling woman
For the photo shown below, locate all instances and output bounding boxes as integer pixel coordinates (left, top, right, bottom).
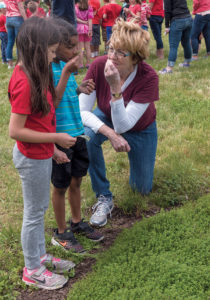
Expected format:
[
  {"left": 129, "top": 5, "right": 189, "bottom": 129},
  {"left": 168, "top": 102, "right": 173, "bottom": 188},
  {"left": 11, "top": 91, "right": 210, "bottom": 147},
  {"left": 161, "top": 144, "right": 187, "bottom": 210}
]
[{"left": 79, "top": 19, "right": 159, "bottom": 227}]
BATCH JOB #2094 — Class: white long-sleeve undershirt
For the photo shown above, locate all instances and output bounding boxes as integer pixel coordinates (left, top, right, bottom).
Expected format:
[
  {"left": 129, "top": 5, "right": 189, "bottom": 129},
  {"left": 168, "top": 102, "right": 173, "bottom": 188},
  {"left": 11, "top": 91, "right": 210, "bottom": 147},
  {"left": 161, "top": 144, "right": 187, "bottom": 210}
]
[{"left": 79, "top": 65, "right": 149, "bottom": 134}]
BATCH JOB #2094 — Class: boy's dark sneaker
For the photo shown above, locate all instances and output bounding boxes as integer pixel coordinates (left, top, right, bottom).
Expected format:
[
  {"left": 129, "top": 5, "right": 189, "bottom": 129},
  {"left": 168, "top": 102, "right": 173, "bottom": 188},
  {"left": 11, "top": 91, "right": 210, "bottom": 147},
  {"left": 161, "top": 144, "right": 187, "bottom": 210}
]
[
  {"left": 51, "top": 228, "right": 85, "bottom": 253},
  {"left": 70, "top": 219, "right": 104, "bottom": 242}
]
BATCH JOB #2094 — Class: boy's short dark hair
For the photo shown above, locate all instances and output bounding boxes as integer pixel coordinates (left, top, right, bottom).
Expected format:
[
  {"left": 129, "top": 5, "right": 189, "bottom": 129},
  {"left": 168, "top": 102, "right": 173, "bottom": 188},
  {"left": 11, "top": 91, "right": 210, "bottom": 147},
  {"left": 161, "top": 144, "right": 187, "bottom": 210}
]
[{"left": 28, "top": 1, "right": 37, "bottom": 13}]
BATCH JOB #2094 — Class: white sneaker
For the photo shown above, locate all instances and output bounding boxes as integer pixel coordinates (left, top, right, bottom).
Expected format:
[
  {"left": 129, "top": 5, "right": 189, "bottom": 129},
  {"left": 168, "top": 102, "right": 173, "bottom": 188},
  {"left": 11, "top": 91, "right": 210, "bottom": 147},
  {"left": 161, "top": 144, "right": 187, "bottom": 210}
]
[{"left": 90, "top": 195, "right": 114, "bottom": 227}]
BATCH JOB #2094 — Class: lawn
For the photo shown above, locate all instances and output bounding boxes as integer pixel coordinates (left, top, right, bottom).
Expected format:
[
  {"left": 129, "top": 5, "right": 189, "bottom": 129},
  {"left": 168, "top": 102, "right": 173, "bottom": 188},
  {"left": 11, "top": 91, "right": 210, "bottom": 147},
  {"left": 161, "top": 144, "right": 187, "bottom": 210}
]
[{"left": 0, "top": 0, "right": 210, "bottom": 298}]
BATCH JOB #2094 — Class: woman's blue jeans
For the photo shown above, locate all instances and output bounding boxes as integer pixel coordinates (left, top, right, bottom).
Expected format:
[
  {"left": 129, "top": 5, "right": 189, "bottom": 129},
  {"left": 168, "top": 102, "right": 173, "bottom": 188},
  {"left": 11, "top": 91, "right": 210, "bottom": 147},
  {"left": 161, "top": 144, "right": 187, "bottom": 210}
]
[
  {"left": 191, "top": 14, "right": 210, "bottom": 55},
  {"left": 168, "top": 17, "right": 193, "bottom": 67},
  {"left": 149, "top": 15, "right": 164, "bottom": 49},
  {"left": 84, "top": 108, "right": 158, "bottom": 197},
  {"left": 6, "top": 16, "right": 24, "bottom": 61}
]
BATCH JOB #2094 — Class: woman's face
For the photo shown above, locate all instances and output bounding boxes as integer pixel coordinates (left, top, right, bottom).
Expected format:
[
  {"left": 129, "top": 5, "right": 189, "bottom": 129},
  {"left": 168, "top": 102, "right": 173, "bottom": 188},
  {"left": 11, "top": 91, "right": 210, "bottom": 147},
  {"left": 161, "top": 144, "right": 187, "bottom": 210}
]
[
  {"left": 107, "top": 44, "right": 134, "bottom": 74},
  {"left": 56, "top": 35, "right": 79, "bottom": 62}
]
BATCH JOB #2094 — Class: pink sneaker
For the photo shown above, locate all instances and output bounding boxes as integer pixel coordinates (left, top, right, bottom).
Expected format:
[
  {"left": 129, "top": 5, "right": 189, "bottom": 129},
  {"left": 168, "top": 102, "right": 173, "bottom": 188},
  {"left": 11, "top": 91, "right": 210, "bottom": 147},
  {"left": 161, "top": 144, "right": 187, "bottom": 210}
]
[
  {"left": 22, "top": 265, "right": 68, "bottom": 290},
  {"left": 41, "top": 254, "right": 75, "bottom": 274}
]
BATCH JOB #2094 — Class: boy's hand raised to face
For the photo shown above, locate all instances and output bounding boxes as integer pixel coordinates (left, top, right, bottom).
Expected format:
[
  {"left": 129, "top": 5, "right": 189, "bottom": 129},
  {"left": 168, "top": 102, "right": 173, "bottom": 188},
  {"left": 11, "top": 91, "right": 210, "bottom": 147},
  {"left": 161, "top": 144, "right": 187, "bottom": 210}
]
[
  {"left": 64, "top": 55, "right": 80, "bottom": 74},
  {"left": 78, "top": 79, "right": 95, "bottom": 95}
]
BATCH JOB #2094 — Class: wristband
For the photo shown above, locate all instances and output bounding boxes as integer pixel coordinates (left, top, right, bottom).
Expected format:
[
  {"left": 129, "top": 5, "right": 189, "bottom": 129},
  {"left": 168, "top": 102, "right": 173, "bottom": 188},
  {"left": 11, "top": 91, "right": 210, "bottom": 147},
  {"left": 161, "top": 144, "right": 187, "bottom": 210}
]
[{"left": 111, "top": 92, "right": 122, "bottom": 99}]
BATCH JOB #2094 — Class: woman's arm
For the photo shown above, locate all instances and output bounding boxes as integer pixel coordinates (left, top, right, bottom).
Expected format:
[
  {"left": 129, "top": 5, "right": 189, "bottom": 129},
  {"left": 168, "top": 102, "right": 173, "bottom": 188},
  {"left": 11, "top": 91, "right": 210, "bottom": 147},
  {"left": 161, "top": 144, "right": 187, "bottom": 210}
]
[
  {"left": 111, "top": 100, "right": 149, "bottom": 134},
  {"left": 9, "top": 113, "right": 76, "bottom": 148}
]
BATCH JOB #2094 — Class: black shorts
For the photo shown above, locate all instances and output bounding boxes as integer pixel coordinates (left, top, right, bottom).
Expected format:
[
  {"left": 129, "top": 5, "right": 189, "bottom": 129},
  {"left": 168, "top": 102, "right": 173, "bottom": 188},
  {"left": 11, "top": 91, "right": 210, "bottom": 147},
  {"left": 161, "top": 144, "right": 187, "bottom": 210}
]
[
  {"left": 91, "top": 24, "right": 101, "bottom": 46},
  {"left": 51, "top": 137, "right": 89, "bottom": 189}
]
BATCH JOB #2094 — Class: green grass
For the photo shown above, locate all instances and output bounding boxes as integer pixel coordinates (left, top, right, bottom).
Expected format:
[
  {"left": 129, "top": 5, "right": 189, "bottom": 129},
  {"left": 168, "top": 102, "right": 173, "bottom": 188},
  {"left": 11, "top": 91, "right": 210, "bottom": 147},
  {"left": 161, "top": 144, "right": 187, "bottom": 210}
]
[
  {"left": 0, "top": 2, "right": 209, "bottom": 297},
  {"left": 68, "top": 195, "right": 210, "bottom": 300}
]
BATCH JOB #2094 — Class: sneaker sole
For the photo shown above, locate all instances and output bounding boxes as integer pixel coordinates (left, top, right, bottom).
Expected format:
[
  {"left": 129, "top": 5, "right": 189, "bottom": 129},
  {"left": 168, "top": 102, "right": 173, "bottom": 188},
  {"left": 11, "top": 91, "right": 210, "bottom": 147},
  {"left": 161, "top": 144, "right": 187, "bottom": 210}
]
[
  {"left": 22, "top": 277, "right": 68, "bottom": 290},
  {"left": 51, "top": 237, "right": 86, "bottom": 254},
  {"left": 90, "top": 205, "right": 114, "bottom": 227}
]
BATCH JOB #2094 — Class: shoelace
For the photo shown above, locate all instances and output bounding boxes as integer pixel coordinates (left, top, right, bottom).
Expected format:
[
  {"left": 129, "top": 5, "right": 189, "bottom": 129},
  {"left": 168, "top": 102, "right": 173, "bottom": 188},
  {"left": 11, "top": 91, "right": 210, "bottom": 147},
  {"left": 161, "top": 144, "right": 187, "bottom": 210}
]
[{"left": 92, "top": 200, "right": 112, "bottom": 218}]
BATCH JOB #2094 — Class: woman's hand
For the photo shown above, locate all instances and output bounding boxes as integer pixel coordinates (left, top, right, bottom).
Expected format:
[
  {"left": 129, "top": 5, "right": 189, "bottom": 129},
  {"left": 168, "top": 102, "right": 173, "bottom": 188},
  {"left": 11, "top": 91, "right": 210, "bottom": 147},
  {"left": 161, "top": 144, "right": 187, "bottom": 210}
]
[
  {"left": 78, "top": 79, "right": 95, "bottom": 95},
  {"left": 53, "top": 147, "right": 70, "bottom": 164},
  {"left": 109, "top": 133, "right": 131, "bottom": 152},
  {"left": 55, "top": 133, "right": 77, "bottom": 149},
  {"left": 104, "top": 59, "right": 121, "bottom": 94}
]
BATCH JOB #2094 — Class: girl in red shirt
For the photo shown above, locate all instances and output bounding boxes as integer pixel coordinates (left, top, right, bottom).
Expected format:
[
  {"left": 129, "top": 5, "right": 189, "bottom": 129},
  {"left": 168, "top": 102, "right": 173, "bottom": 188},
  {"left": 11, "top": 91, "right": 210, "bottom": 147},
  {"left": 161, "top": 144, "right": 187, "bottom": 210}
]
[{"left": 8, "top": 17, "right": 76, "bottom": 290}]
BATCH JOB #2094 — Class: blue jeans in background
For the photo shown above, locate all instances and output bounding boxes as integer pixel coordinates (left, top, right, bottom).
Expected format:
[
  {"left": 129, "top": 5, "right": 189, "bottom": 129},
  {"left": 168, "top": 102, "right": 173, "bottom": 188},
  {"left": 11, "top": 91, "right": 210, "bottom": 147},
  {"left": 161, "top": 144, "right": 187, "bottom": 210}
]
[
  {"left": 191, "top": 14, "right": 210, "bottom": 55},
  {"left": 168, "top": 17, "right": 193, "bottom": 67},
  {"left": 0, "top": 32, "right": 8, "bottom": 63},
  {"left": 84, "top": 108, "right": 158, "bottom": 197},
  {"left": 6, "top": 16, "right": 24, "bottom": 61},
  {"left": 149, "top": 15, "right": 164, "bottom": 49},
  {"left": 106, "top": 26, "right": 112, "bottom": 41}
]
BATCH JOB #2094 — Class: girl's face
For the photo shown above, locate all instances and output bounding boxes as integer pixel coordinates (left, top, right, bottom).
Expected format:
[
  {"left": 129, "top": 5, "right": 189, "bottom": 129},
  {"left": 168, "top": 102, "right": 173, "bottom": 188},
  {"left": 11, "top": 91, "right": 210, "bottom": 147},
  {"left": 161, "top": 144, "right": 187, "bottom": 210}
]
[
  {"left": 56, "top": 36, "right": 79, "bottom": 62},
  {"left": 129, "top": 0, "right": 136, "bottom": 4},
  {"left": 48, "top": 43, "right": 59, "bottom": 64}
]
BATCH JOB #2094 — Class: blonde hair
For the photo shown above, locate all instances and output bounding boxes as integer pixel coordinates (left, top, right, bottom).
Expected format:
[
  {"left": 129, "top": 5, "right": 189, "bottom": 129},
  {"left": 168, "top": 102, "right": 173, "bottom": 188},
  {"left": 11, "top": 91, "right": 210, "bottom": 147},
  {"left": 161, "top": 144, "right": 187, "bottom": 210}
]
[{"left": 109, "top": 19, "right": 150, "bottom": 62}]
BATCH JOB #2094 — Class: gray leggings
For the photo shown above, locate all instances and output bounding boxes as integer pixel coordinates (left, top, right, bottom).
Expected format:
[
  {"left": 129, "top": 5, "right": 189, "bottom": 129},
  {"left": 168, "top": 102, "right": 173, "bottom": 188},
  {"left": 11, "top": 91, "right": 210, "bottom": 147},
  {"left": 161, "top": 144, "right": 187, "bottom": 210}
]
[{"left": 13, "top": 144, "right": 52, "bottom": 270}]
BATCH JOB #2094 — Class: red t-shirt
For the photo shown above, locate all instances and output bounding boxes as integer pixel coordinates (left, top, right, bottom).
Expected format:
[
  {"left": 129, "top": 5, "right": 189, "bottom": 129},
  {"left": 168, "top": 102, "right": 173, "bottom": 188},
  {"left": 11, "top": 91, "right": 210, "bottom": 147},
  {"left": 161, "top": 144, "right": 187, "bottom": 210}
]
[
  {"left": 89, "top": 0, "right": 100, "bottom": 24},
  {"left": 0, "top": 15, "right": 6, "bottom": 32},
  {"left": 102, "top": 3, "right": 122, "bottom": 26},
  {"left": 84, "top": 56, "right": 159, "bottom": 131},
  {"left": 26, "top": 7, "right": 46, "bottom": 18},
  {"left": 127, "top": 4, "right": 141, "bottom": 22},
  {"left": 149, "top": 0, "right": 164, "bottom": 17},
  {"left": 8, "top": 65, "right": 56, "bottom": 159}
]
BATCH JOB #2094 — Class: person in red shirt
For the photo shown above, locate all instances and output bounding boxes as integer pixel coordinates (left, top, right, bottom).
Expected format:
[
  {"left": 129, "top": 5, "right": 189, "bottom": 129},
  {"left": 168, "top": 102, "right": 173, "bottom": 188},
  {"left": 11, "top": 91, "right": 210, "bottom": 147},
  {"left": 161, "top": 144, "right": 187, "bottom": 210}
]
[
  {"left": 8, "top": 17, "right": 76, "bottom": 290},
  {"left": 191, "top": 0, "right": 210, "bottom": 60},
  {"left": 25, "top": 0, "right": 46, "bottom": 18},
  {"left": 0, "top": 2, "right": 7, "bottom": 64},
  {"left": 102, "top": 0, "right": 122, "bottom": 40},
  {"left": 89, "top": 0, "right": 101, "bottom": 58},
  {"left": 149, "top": 0, "right": 164, "bottom": 58},
  {"left": 124, "top": 0, "right": 141, "bottom": 23},
  {"left": 98, "top": 0, "right": 109, "bottom": 53}
]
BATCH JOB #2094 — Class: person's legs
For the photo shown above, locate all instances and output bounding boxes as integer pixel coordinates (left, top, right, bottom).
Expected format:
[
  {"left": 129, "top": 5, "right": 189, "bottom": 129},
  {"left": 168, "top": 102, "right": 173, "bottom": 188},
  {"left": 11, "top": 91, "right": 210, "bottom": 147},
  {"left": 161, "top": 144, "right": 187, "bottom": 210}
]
[
  {"left": 191, "top": 14, "right": 204, "bottom": 56},
  {"left": 202, "top": 14, "right": 210, "bottom": 55},
  {"left": 168, "top": 19, "right": 184, "bottom": 68},
  {"left": 181, "top": 17, "right": 193, "bottom": 63},
  {"left": 84, "top": 108, "right": 113, "bottom": 198},
  {"left": 84, "top": 40, "right": 91, "bottom": 66},
  {"left": 52, "top": 187, "right": 68, "bottom": 233},
  {"left": 6, "top": 18, "right": 15, "bottom": 66},
  {"left": 149, "top": 15, "right": 164, "bottom": 57},
  {"left": 106, "top": 26, "right": 112, "bottom": 41},
  {"left": 122, "top": 121, "right": 157, "bottom": 195},
  {"left": 78, "top": 38, "right": 84, "bottom": 68},
  {"left": 13, "top": 144, "right": 51, "bottom": 270},
  {"left": 0, "top": 32, "right": 8, "bottom": 63},
  {"left": 68, "top": 177, "right": 82, "bottom": 223}
]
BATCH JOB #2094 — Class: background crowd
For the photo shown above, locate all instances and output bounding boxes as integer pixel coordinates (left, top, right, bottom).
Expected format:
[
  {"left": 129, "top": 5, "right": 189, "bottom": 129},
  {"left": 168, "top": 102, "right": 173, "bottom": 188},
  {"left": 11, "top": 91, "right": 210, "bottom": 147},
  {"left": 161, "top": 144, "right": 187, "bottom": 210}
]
[{"left": 0, "top": 0, "right": 210, "bottom": 71}]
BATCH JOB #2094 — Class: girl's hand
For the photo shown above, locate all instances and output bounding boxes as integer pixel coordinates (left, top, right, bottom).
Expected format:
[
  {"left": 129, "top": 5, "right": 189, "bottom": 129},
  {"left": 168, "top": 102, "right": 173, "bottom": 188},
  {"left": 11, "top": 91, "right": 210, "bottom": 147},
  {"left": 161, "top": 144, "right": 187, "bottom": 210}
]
[
  {"left": 55, "top": 133, "right": 76, "bottom": 149},
  {"left": 53, "top": 148, "right": 70, "bottom": 164},
  {"left": 164, "top": 28, "right": 170, "bottom": 35},
  {"left": 78, "top": 79, "right": 95, "bottom": 94},
  {"left": 109, "top": 133, "right": 130, "bottom": 152},
  {"left": 88, "top": 29, "right": 92, "bottom": 37},
  {"left": 63, "top": 55, "right": 79, "bottom": 74},
  {"left": 104, "top": 59, "right": 121, "bottom": 94}
]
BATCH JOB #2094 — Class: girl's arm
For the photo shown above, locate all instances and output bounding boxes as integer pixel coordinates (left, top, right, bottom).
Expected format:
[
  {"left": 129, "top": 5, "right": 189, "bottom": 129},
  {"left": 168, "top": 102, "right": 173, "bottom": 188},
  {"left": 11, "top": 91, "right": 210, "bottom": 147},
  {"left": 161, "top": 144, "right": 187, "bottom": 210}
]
[
  {"left": 55, "top": 55, "right": 79, "bottom": 107},
  {"left": 9, "top": 113, "right": 76, "bottom": 148},
  {"left": 76, "top": 17, "right": 88, "bottom": 24},
  {"left": 17, "top": 1, "right": 27, "bottom": 20}
]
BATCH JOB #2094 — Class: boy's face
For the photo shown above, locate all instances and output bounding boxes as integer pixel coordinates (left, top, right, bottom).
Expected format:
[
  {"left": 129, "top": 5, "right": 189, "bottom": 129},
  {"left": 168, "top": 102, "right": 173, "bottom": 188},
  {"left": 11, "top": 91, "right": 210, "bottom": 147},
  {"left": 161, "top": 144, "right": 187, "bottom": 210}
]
[{"left": 56, "top": 36, "right": 79, "bottom": 62}]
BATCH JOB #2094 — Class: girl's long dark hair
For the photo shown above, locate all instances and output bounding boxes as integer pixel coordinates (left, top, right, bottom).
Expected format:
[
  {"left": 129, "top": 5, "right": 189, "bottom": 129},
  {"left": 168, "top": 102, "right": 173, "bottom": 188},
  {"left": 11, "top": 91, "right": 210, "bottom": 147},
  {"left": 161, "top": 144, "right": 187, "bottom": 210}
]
[{"left": 16, "top": 17, "right": 60, "bottom": 116}]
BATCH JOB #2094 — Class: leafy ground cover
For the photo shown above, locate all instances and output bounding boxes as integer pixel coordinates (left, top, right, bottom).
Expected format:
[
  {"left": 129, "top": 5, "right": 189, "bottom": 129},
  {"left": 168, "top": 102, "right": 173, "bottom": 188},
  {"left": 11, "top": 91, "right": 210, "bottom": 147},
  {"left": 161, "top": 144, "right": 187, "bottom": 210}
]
[{"left": 68, "top": 195, "right": 210, "bottom": 300}]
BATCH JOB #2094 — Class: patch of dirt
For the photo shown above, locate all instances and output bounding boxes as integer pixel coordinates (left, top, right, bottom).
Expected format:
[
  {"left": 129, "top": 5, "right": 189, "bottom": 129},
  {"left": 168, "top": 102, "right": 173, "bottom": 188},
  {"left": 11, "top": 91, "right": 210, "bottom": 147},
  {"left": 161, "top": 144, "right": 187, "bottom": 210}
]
[{"left": 17, "top": 206, "right": 160, "bottom": 300}]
